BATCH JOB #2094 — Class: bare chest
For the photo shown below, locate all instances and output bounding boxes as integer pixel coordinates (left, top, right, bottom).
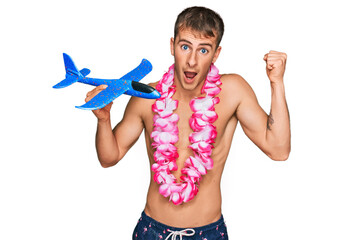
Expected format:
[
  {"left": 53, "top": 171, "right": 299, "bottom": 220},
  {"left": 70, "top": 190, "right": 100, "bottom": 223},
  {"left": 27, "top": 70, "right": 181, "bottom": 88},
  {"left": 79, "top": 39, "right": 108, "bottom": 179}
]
[
  {"left": 144, "top": 94, "right": 237, "bottom": 146},
  {"left": 173, "top": 101, "right": 194, "bottom": 151}
]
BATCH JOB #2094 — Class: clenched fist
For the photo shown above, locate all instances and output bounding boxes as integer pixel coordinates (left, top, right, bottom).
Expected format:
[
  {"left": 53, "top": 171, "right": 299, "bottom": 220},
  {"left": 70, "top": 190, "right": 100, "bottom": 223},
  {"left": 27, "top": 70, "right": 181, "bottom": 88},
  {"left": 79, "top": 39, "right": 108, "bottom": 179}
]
[{"left": 263, "top": 50, "right": 287, "bottom": 83}]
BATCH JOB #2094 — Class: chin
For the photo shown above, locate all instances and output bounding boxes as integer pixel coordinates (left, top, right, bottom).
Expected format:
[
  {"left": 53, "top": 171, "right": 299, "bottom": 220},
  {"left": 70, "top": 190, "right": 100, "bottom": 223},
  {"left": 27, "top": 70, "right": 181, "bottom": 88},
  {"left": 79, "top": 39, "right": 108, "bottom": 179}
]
[{"left": 181, "top": 79, "right": 203, "bottom": 92}]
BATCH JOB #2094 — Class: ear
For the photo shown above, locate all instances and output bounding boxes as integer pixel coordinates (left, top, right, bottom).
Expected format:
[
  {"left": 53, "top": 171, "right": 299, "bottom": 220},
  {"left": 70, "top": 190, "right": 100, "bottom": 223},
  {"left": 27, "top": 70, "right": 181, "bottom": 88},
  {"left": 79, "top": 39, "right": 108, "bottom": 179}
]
[
  {"left": 170, "top": 37, "right": 175, "bottom": 56},
  {"left": 212, "top": 46, "right": 222, "bottom": 63}
]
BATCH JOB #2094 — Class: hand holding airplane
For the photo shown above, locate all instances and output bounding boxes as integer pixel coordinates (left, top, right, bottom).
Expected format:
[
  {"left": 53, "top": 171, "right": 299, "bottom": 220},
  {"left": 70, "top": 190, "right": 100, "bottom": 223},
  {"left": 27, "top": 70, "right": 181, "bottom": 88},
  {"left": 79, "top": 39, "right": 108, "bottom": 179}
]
[{"left": 53, "top": 53, "right": 160, "bottom": 110}]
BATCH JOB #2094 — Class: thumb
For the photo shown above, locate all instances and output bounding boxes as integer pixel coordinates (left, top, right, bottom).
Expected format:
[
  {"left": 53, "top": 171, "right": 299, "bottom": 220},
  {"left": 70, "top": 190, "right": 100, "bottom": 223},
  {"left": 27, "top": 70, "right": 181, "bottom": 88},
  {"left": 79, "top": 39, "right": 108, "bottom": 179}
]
[{"left": 267, "top": 62, "right": 273, "bottom": 70}]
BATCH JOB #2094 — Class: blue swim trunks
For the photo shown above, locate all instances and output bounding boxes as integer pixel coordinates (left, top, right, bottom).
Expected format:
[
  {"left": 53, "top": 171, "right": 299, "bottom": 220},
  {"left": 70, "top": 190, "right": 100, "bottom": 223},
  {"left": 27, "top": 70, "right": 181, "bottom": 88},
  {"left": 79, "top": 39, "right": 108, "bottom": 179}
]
[{"left": 133, "top": 211, "right": 228, "bottom": 240}]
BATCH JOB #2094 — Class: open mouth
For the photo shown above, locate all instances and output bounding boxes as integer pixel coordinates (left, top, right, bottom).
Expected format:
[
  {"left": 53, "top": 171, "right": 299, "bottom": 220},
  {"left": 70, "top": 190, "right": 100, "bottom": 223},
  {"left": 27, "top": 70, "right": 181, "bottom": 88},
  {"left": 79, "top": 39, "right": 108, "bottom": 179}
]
[{"left": 184, "top": 71, "right": 197, "bottom": 83}]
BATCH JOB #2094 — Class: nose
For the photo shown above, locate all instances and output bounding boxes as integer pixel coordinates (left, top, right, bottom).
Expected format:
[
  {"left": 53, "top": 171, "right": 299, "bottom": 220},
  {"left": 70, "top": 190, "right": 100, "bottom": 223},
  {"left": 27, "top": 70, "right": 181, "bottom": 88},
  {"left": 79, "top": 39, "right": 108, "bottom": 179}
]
[
  {"left": 151, "top": 89, "right": 161, "bottom": 99},
  {"left": 187, "top": 51, "right": 197, "bottom": 68}
]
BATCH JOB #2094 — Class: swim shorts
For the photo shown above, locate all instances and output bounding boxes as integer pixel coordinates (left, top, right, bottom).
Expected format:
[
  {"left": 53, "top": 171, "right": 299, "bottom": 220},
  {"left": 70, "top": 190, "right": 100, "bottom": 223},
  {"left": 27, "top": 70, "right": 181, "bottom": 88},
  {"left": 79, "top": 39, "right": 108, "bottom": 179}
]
[{"left": 133, "top": 211, "right": 228, "bottom": 239}]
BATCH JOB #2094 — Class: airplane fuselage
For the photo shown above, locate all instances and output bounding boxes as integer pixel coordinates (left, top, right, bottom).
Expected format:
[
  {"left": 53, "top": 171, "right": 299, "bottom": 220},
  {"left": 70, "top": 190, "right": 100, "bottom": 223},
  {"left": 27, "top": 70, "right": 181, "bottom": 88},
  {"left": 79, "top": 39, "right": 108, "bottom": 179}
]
[{"left": 69, "top": 75, "right": 159, "bottom": 99}]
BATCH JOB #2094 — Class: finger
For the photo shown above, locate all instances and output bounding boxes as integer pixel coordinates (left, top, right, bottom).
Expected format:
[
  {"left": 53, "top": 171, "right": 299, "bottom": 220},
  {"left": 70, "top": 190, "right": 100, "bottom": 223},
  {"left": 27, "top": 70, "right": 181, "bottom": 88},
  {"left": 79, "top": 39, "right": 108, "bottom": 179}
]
[
  {"left": 86, "top": 88, "right": 97, "bottom": 98},
  {"left": 267, "top": 58, "right": 286, "bottom": 67},
  {"left": 265, "top": 53, "right": 283, "bottom": 62},
  {"left": 105, "top": 101, "right": 113, "bottom": 109},
  {"left": 90, "top": 84, "right": 107, "bottom": 94},
  {"left": 92, "top": 101, "right": 113, "bottom": 115},
  {"left": 85, "top": 85, "right": 108, "bottom": 102},
  {"left": 268, "top": 52, "right": 287, "bottom": 61},
  {"left": 268, "top": 53, "right": 286, "bottom": 59}
]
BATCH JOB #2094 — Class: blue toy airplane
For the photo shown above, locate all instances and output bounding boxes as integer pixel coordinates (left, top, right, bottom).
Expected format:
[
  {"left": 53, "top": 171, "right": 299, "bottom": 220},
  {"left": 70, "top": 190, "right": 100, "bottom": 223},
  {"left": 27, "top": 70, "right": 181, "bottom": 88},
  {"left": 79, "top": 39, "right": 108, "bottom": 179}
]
[{"left": 53, "top": 53, "right": 160, "bottom": 110}]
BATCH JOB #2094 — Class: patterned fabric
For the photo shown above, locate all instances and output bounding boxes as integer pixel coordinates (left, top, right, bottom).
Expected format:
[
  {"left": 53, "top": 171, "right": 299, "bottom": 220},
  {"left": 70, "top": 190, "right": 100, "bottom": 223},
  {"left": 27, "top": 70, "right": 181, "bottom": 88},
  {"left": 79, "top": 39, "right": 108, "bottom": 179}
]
[{"left": 133, "top": 211, "right": 228, "bottom": 240}]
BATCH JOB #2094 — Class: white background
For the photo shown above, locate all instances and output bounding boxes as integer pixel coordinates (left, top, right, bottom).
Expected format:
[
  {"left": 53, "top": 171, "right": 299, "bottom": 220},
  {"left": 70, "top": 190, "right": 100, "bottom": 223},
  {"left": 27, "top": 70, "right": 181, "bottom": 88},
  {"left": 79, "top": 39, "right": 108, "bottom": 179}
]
[{"left": 1, "top": 0, "right": 361, "bottom": 239}]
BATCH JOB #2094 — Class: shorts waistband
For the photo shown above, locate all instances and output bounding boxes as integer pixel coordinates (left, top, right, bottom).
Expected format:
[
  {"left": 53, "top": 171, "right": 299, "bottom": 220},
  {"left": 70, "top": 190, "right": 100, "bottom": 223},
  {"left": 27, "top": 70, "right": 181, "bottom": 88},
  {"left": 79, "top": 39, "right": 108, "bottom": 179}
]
[{"left": 140, "top": 211, "right": 225, "bottom": 233}]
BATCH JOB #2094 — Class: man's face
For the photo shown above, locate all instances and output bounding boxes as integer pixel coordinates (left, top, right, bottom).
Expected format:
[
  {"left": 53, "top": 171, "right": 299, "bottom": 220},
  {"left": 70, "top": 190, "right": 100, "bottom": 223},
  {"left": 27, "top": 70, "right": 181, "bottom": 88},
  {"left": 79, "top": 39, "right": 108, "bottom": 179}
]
[{"left": 171, "top": 28, "right": 221, "bottom": 93}]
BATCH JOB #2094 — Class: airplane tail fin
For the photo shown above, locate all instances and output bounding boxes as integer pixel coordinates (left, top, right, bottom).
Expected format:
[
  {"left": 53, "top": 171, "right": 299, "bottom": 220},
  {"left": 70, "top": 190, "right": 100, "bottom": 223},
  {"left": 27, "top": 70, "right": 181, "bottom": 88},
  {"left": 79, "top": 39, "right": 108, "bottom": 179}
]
[{"left": 53, "top": 53, "right": 89, "bottom": 89}]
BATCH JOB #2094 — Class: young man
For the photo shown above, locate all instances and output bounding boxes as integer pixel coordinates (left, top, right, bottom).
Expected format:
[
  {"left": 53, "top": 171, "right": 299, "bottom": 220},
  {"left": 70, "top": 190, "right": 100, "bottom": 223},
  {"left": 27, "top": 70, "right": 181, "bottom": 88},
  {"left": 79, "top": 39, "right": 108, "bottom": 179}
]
[{"left": 86, "top": 6, "right": 290, "bottom": 240}]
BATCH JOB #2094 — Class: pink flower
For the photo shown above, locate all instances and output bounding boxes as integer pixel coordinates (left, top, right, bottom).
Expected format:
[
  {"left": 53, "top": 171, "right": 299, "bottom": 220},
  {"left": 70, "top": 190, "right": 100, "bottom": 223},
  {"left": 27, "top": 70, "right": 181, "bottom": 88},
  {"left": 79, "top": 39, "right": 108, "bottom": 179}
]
[
  {"left": 189, "top": 141, "right": 213, "bottom": 153},
  {"left": 151, "top": 131, "right": 178, "bottom": 145},
  {"left": 153, "top": 151, "right": 177, "bottom": 162},
  {"left": 170, "top": 192, "right": 183, "bottom": 205},
  {"left": 159, "top": 183, "right": 184, "bottom": 204},
  {"left": 157, "top": 65, "right": 174, "bottom": 90},
  {"left": 161, "top": 87, "right": 176, "bottom": 99},
  {"left": 152, "top": 98, "right": 178, "bottom": 118},
  {"left": 181, "top": 166, "right": 202, "bottom": 182},
  {"left": 190, "top": 97, "right": 219, "bottom": 124},
  {"left": 159, "top": 183, "right": 172, "bottom": 197},
  {"left": 154, "top": 171, "right": 176, "bottom": 184},
  {"left": 207, "top": 64, "right": 222, "bottom": 86},
  {"left": 189, "top": 116, "right": 209, "bottom": 131},
  {"left": 208, "top": 64, "right": 219, "bottom": 80},
  {"left": 189, "top": 125, "right": 217, "bottom": 143},
  {"left": 192, "top": 111, "right": 218, "bottom": 123},
  {"left": 170, "top": 183, "right": 184, "bottom": 193},
  {"left": 152, "top": 159, "right": 177, "bottom": 172},
  {"left": 198, "top": 155, "right": 213, "bottom": 170},
  {"left": 153, "top": 114, "right": 179, "bottom": 132},
  {"left": 151, "top": 163, "right": 168, "bottom": 172},
  {"left": 190, "top": 96, "right": 215, "bottom": 112},
  {"left": 185, "top": 156, "right": 207, "bottom": 175},
  {"left": 155, "top": 143, "right": 177, "bottom": 154},
  {"left": 202, "top": 82, "right": 221, "bottom": 96},
  {"left": 181, "top": 180, "right": 198, "bottom": 202}
]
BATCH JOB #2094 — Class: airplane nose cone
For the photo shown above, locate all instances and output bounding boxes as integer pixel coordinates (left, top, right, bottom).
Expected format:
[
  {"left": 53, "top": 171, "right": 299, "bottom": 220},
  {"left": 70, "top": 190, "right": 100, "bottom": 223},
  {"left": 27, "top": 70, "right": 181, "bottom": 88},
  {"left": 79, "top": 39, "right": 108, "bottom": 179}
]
[{"left": 152, "top": 89, "right": 161, "bottom": 99}]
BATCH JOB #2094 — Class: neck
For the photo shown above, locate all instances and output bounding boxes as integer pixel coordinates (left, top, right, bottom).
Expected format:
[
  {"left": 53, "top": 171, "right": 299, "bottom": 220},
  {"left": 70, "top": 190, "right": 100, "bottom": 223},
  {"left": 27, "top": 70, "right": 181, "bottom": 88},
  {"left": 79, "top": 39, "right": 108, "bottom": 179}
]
[{"left": 174, "top": 82, "right": 205, "bottom": 101}]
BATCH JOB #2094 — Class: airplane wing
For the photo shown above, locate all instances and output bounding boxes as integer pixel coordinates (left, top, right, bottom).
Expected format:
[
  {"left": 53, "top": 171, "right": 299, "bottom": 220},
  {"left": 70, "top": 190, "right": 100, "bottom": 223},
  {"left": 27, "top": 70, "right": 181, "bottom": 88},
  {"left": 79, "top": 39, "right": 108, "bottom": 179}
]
[
  {"left": 120, "top": 59, "right": 152, "bottom": 82},
  {"left": 75, "top": 85, "right": 129, "bottom": 110},
  {"left": 53, "top": 77, "right": 78, "bottom": 89},
  {"left": 80, "top": 68, "right": 91, "bottom": 77}
]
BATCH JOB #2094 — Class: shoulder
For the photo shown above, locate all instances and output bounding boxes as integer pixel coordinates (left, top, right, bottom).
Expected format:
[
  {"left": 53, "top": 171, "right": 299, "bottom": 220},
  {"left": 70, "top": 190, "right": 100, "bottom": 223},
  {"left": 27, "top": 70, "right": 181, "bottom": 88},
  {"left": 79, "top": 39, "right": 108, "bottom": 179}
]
[
  {"left": 148, "top": 81, "right": 159, "bottom": 89},
  {"left": 125, "top": 81, "right": 159, "bottom": 118},
  {"left": 220, "top": 74, "right": 256, "bottom": 102}
]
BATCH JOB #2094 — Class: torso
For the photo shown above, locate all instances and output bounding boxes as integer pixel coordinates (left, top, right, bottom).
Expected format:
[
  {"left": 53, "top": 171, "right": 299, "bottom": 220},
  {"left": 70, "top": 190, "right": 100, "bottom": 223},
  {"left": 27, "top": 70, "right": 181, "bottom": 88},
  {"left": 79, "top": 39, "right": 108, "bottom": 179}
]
[{"left": 139, "top": 74, "right": 242, "bottom": 227}]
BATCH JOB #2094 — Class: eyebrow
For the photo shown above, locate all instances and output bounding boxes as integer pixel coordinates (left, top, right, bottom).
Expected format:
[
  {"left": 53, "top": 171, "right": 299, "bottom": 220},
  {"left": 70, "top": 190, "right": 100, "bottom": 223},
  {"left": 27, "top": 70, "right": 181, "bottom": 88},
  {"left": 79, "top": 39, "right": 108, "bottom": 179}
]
[{"left": 178, "top": 39, "right": 213, "bottom": 48}]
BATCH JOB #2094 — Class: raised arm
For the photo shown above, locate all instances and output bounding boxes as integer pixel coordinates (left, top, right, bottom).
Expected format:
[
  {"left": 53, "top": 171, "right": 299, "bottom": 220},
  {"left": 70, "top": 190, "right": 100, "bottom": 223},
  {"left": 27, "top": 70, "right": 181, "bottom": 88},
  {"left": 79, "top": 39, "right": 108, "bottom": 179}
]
[
  {"left": 86, "top": 85, "right": 145, "bottom": 167},
  {"left": 236, "top": 51, "right": 290, "bottom": 161}
]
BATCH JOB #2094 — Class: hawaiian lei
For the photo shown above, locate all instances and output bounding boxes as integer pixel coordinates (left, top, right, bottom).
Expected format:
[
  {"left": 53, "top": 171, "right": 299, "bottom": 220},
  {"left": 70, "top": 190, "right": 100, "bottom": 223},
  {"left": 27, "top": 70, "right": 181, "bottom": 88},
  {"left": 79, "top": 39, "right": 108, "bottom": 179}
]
[{"left": 151, "top": 64, "right": 222, "bottom": 205}]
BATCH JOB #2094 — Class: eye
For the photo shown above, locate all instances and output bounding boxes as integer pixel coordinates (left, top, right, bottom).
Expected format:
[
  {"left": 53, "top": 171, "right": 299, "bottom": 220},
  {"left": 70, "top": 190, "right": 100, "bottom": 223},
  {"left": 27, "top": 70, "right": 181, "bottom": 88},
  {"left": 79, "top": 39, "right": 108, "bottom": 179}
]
[
  {"left": 181, "top": 45, "right": 189, "bottom": 50},
  {"left": 200, "top": 48, "right": 208, "bottom": 54}
]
